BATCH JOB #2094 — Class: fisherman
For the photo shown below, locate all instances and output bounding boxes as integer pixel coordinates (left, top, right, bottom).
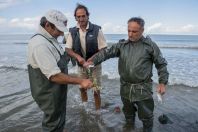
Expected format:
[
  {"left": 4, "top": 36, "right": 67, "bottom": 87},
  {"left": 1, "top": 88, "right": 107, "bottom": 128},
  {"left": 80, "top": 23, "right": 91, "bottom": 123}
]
[
  {"left": 27, "top": 9, "right": 93, "bottom": 132},
  {"left": 84, "top": 17, "right": 169, "bottom": 132}
]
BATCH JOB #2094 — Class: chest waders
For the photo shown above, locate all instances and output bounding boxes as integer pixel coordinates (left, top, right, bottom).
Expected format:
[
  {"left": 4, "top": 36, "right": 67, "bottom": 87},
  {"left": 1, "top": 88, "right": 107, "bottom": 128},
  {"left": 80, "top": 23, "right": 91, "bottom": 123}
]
[{"left": 28, "top": 34, "right": 70, "bottom": 132}]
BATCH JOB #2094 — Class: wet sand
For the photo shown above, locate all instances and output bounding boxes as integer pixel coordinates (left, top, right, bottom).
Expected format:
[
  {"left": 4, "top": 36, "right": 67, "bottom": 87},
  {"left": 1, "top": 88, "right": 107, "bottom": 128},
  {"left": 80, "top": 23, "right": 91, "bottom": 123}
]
[{"left": 0, "top": 76, "right": 198, "bottom": 132}]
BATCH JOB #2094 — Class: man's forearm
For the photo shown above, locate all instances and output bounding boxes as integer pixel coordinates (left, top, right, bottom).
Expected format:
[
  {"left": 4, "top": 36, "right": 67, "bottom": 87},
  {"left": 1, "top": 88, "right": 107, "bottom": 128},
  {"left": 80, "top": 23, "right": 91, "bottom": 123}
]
[
  {"left": 91, "top": 46, "right": 118, "bottom": 65},
  {"left": 65, "top": 48, "right": 81, "bottom": 60},
  {"left": 50, "top": 72, "right": 82, "bottom": 85},
  {"left": 157, "top": 62, "right": 169, "bottom": 85},
  {"left": 65, "top": 48, "right": 86, "bottom": 65},
  {"left": 87, "top": 47, "right": 107, "bottom": 62}
]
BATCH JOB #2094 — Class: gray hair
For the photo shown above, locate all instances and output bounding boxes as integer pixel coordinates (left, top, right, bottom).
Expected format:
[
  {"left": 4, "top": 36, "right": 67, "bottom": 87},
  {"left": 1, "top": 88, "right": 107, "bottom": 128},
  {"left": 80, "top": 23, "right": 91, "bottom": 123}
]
[
  {"left": 40, "top": 16, "right": 55, "bottom": 29},
  {"left": 128, "top": 17, "right": 145, "bottom": 28}
]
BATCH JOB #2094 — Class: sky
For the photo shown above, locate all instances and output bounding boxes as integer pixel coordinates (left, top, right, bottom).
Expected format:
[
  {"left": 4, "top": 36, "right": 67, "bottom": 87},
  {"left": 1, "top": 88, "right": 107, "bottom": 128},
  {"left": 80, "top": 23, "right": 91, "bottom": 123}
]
[{"left": 0, "top": 0, "right": 198, "bottom": 35}]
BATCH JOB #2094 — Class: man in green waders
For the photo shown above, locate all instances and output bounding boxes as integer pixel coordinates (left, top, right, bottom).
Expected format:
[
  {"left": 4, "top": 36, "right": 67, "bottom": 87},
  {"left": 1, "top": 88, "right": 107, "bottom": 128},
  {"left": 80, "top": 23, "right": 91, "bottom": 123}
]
[
  {"left": 84, "top": 17, "right": 169, "bottom": 132},
  {"left": 27, "top": 10, "right": 93, "bottom": 132}
]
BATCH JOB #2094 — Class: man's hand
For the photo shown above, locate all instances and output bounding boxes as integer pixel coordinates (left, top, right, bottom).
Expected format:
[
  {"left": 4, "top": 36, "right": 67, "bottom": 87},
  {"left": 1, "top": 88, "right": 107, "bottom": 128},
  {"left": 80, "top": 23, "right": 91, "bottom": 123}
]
[
  {"left": 83, "top": 61, "right": 94, "bottom": 68},
  {"left": 80, "top": 79, "right": 93, "bottom": 89},
  {"left": 87, "top": 57, "right": 93, "bottom": 62},
  {"left": 77, "top": 56, "right": 85, "bottom": 65},
  {"left": 157, "top": 83, "right": 166, "bottom": 95}
]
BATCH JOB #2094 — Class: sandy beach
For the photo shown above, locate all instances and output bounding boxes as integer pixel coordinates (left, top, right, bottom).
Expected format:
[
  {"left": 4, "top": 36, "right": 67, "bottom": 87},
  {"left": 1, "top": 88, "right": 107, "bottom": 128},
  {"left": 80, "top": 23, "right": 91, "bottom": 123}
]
[{"left": 0, "top": 75, "right": 198, "bottom": 132}]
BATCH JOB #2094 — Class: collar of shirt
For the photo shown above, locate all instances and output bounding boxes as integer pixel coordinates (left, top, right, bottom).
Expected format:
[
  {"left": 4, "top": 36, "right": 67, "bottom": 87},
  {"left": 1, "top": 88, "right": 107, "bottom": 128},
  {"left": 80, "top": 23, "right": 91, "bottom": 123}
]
[
  {"left": 38, "top": 25, "right": 59, "bottom": 44},
  {"left": 76, "top": 22, "right": 89, "bottom": 31},
  {"left": 37, "top": 25, "right": 64, "bottom": 54}
]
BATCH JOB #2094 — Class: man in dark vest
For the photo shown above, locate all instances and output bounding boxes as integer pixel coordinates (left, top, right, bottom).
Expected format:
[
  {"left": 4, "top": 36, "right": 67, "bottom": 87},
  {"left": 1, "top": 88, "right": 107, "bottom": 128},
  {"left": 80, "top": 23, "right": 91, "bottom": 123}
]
[
  {"left": 27, "top": 9, "right": 93, "bottom": 132},
  {"left": 65, "top": 4, "right": 107, "bottom": 111}
]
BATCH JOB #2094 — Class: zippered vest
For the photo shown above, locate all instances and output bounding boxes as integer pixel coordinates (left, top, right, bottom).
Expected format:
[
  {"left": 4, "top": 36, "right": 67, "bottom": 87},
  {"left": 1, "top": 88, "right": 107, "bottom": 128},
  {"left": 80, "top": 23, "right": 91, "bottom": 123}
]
[{"left": 69, "top": 22, "right": 100, "bottom": 61}]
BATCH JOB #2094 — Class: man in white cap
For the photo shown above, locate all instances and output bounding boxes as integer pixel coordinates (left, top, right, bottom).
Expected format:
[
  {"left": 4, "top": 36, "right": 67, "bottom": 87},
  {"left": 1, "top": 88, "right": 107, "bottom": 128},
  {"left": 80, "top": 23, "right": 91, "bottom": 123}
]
[{"left": 27, "top": 9, "right": 93, "bottom": 132}]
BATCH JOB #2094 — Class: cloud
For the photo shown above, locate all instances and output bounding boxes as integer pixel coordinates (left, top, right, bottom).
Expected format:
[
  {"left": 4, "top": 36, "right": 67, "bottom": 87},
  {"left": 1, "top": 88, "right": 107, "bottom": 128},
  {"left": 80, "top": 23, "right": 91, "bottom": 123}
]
[
  {"left": 164, "top": 24, "right": 198, "bottom": 34},
  {"left": 0, "top": 11, "right": 73, "bottom": 33},
  {"left": 0, "top": 16, "right": 40, "bottom": 33},
  {"left": 1, "top": 16, "right": 198, "bottom": 35},
  {"left": 102, "top": 22, "right": 127, "bottom": 34},
  {"left": 101, "top": 22, "right": 198, "bottom": 34},
  {"left": 179, "top": 24, "right": 195, "bottom": 32},
  {"left": 7, "top": 12, "right": 74, "bottom": 31},
  {"left": 102, "top": 22, "right": 113, "bottom": 33},
  {"left": 146, "top": 23, "right": 162, "bottom": 33},
  {"left": 0, "top": 0, "right": 30, "bottom": 10},
  {"left": 64, "top": 12, "right": 73, "bottom": 20},
  {"left": 0, "top": 17, "right": 7, "bottom": 24},
  {"left": 9, "top": 16, "right": 40, "bottom": 30},
  {"left": 146, "top": 23, "right": 198, "bottom": 34}
]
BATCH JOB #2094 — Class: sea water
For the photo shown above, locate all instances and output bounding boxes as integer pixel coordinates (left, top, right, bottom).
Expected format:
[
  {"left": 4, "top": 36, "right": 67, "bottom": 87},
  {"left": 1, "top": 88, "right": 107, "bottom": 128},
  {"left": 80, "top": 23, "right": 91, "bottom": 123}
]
[
  {"left": 0, "top": 34, "right": 198, "bottom": 97},
  {"left": 0, "top": 34, "right": 198, "bottom": 132}
]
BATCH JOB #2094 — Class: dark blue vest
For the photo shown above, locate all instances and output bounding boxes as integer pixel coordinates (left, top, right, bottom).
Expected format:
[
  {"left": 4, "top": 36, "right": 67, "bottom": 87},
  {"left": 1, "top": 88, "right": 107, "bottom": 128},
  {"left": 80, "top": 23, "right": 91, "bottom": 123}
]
[{"left": 69, "top": 22, "right": 101, "bottom": 60}]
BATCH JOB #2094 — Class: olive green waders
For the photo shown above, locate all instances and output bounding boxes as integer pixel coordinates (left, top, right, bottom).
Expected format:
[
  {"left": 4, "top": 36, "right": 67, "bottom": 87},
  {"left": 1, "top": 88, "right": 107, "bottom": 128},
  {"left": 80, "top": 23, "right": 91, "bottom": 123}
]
[
  {"left": 28, "top": 34, "right": 70, "bottom": 132},
  {"left": 121, "top": 97, "right": 154, "bottom": 132}
]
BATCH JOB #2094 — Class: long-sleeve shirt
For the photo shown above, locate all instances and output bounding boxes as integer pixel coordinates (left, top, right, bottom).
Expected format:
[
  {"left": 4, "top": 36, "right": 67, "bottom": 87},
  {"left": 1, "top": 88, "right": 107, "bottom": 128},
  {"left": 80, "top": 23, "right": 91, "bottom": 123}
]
[{"left": 92, "top": 36, "right": 169, "bottom": 101}]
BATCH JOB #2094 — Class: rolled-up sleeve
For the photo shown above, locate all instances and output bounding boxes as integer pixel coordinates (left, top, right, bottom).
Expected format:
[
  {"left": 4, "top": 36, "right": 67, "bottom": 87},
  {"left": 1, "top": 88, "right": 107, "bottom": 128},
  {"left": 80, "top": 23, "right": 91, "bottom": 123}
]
[
  {"left": 97, "top": 29, "right": 107, "bottom": 49},
  {"left": 33, "top": 44, "right": 61, "bottom": 79},
  {"left": 65, "top": 32, "right": 73, "bottom": 49}
]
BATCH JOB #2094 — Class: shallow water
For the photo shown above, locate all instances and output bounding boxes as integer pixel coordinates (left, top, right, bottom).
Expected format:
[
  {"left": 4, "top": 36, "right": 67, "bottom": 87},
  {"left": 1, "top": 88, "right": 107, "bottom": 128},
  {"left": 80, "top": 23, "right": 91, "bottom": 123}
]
[
  {"left": 1, "top": 34, "right": 198, "bottom": 131},
  {"left": 1, "top": 74, "right": 198, "bottom": 132}
]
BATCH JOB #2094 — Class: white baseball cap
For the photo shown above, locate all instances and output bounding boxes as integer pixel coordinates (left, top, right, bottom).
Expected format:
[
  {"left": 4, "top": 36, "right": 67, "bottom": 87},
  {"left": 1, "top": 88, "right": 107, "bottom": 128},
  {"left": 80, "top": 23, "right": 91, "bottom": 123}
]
[{"left": 45, "top": 9, "right": 68, "bottom": 32}]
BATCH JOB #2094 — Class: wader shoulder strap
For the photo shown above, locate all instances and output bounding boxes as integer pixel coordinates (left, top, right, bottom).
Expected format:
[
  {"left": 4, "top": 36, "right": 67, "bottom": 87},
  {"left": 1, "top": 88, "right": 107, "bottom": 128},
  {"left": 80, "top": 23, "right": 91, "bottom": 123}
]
[{"left": 31, "top": 33, "right": 62, "bottom": 57}]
